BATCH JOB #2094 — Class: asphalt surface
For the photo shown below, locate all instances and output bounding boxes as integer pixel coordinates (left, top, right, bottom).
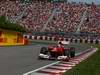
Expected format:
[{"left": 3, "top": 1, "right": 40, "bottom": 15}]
[
  {"left": 0, "top": 43, "right": 91, "bottom": 75},
  {"left": 0, "top": 45, "right": 55, "bottom": 75}
]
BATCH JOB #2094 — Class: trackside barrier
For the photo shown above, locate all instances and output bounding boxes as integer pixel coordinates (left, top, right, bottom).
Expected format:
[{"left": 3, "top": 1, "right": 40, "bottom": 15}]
[{"left": 23, "top": 35, "right": 100, "bottom": 44}]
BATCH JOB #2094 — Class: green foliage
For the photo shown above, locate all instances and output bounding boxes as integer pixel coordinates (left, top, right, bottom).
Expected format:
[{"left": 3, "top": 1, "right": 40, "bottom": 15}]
[{"left": 0, "top": 16, "right": 27, "bottom": 33}]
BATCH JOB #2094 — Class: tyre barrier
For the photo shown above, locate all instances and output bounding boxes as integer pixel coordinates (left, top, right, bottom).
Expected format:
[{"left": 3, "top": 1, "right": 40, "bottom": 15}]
[{"left": 23, "top": 35, "right": 100, "bottom": 44}]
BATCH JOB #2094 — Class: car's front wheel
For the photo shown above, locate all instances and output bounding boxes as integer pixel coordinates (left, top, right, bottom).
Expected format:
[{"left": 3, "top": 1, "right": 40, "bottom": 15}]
[{"left": 40, "top": 47, "right": 48, "bottom": 55}]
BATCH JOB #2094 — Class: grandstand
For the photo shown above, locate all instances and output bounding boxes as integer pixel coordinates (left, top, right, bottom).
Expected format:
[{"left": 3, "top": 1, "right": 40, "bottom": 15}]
[{"left": 0, "top": 0, "right": 100, "bottom": 38}]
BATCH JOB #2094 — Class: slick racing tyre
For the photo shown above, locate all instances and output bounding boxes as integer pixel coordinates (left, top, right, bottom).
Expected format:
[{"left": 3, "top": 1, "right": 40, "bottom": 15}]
[
  {"left": 69, "top": 47, "right": 75, "bottom": 58},
  {"left": 40, "top": 47, "right": 48, "bottom": 55}
]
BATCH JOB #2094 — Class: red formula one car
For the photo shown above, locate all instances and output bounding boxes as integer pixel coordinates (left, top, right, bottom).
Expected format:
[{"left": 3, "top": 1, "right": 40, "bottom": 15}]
[{"left": 38, "top": 42, "right": 75, "bottom": 60}]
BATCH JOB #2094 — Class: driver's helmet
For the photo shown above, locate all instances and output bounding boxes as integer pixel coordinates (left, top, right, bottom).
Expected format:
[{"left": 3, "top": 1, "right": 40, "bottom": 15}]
[
  {"left": 58, "top": 41, "right": 64, "bottom": 47},
  {"left": 58, "top": 41, "right": 63, "bottom": 45}
]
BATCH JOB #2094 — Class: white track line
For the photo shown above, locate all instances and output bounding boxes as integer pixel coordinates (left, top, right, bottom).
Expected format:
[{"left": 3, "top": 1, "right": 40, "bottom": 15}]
[{"left": 23, "top": 61, "right": 60, "bottom": 75}]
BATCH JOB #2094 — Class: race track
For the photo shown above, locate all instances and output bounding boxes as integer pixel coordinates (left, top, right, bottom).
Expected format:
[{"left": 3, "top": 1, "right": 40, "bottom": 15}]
[
  {"left": 0, "top": 43, "right": 91, "bottom": 75},
  {"left": 0, "top": 45, "right": 55, "bottom": 75}
]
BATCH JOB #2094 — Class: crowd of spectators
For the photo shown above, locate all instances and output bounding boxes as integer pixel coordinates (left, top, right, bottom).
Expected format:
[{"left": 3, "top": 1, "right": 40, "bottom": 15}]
[{"left": 0, "top": 0, "right": 100, "bottom": 34}]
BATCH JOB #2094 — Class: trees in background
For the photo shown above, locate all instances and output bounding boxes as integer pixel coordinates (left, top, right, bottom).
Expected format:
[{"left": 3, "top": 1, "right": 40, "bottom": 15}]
[{"left": 0, "top": 16, "right": 27, "bottom": 33}]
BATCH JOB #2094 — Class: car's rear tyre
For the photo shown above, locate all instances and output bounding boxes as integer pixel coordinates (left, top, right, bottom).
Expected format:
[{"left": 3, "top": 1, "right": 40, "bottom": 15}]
[{"left": 69, "top": 47, "right": 75, "bottom": 58}]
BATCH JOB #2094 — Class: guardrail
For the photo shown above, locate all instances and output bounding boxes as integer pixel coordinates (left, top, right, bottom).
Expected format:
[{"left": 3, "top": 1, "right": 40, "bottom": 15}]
[{"left": 23, "top": 35, "right": 100, "bottom": 44}]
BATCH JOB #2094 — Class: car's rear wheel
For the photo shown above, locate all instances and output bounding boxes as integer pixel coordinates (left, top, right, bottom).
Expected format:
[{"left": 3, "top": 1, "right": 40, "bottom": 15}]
[{"left": 69, "top": 47, "right": 75, "bottom": 58}]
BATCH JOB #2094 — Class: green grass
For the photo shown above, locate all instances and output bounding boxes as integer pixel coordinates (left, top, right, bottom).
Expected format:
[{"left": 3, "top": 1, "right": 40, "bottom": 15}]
[
  {"left": 64, "top": 44, "right": 100, "bottom": 75},
  {"left": 30, "top": 39, "right": 57, "bottom": 44}
]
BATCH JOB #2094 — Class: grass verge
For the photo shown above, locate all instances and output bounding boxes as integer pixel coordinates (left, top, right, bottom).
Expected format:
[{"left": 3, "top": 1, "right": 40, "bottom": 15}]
[
  {"left": 64, "top": 44, "right": 100, "bottom": 75},
  {"left": 30, "top": 39, "right": 57, "bottom": 44}
]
